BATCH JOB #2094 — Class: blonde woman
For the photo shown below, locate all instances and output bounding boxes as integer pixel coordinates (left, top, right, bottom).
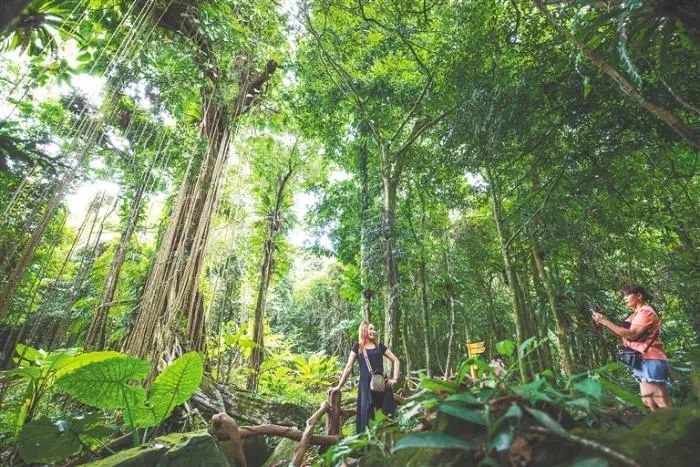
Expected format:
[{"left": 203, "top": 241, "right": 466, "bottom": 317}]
[{"left": 330, "top": 321, "right": 400, "bottom": 433}]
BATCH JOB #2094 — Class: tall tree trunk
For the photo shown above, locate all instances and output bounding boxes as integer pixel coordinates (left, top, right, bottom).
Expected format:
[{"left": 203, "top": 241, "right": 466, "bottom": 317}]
[
  {"left": 444, "top": 281, "right": 456, "bottom": 379},
  {"left": 247, "top": 162, "right": 294, "bottom": 391},
  {"left": 85, "top": 181, "right": 147, "bottom": 350},
  {"left": 418, "top": 259, "right": 432, "bottom": 376},
  {"left": 528, "top": 227, "right": 574, "bottom": 376},
  {"left": 381, "top": 166, "right": 401, "bottom": 351},
  {"left": 246, "top": 239, "right": 275, "bottom": 391},
  {"left": 0, "top": 168, "right": 79, "bottom": 318},
  {"left": 0, "top": 0, "right": 30, "bottom": 33},
  {"left": 518, "top": 268, "right": 550, "bottom": 374},
  {"left": 401, "top": 310, "right": 411, "bottom": 379},
  {"left": 124, "top": 92, "right": 230, "bottom": 360},
  {"left": 358, "top": 135, "right": 373, "bottom": 322},
  {"left": 486, "top": 169, "right": 529, "bottom": 383},
  {"left": 124, "top": 58, "right": 275, "bottom": 363}
]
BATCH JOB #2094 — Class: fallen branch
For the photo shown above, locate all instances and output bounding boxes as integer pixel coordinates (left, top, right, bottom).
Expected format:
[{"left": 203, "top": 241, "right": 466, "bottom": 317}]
[
  {"left": 292, "top": 400, "right": 330, "bottom": 466},
  {"left": 211, "top": 413, "right": 248, "bottom": 467},
  {"left": 238, "top": 424, "right": 339, "bottom": 446},
  {"left": 529, "top": 426, "right": 640, "bottom": 467}
]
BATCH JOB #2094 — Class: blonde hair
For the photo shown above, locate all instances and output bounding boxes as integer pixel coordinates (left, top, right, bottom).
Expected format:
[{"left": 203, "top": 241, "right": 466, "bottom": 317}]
[{"left": 358, "top": 321, "right": 374, "bottom": 354}]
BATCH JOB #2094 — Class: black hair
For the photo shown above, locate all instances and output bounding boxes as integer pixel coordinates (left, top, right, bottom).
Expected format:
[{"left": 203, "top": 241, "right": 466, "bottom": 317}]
[{"left": 621, "top": 284, "right": 652, "bottom": 302}]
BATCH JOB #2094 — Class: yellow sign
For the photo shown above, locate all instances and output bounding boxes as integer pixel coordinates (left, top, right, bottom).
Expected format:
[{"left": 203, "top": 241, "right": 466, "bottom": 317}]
[{"left": 466, "top": 341, "right": 486, "bottom": 357}]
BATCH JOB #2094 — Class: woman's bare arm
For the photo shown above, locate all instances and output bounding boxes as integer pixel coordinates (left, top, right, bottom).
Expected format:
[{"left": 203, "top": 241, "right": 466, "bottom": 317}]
[
  {"left": 384, "top": 348, "right": 400, "bottom": 386},
  {"left": 331, "top": 351, "right": 356, "bottom": 392},
  {"left": 593, "top": 312, "right": 646, "bottom": 340}
]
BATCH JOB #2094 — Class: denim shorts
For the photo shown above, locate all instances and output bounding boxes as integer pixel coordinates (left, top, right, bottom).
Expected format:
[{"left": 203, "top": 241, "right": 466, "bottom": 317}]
[{"left": 633, "top": 359, "right": 669, "bottom": 384}]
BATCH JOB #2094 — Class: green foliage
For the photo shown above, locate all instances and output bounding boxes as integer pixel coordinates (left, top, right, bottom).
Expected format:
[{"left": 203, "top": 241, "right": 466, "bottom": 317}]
[
  {"left": 124, "top": 352, "right": 204, "bottom": 429},
  {"left": 325, "top": 349, "right": 644, "bottom": 464},
  {"left": 55, "top": 356, "right": 149, "bottom": 409},
  {"left": 391, "top": 432, "right": 474, "bottom": 453},
  {"left": 495, "top": 340, "right": 516, "bottom": 357},
  {"left": 2, "top": 345, "right": 203, "bottom": 463},
  {"left": 18, "top": 413, "right": 114, "bottom": 463},
  {"left": 2, "top": 345, "right": 84, "bottom": 432}
]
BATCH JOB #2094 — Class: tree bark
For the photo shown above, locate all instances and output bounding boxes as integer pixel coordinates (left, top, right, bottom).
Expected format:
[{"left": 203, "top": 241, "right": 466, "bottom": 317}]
[
  {"left": 124, "top": 93, "right": 230, "bottom": 360},
  {"left": 0, "top": 0, "right": 30, "bottom": 33},
  {"left": 246, "top": 239, "right": 274, "bottom": 391},
  {"left": 487, "top": 169, "right": 529, "bottom": 383},
  {"left": 247, "top": 162, "right": 294, "bottom": 391},
  {"left": 0, "top": 170, "right": 77, "bottom": 318},
  {"left": 381, "top": 165, "right": 400, "bottom": 351},
  {"left": 124, "top": 57, "right": 275, "bottom": 363},
  {"left": 358, "top": 126, "right": 373, "bottom": 322},
  {"left": 292, "top": 401, "right": 329, "bottom": 466},
  {"left": 418, "top": 259, "right": 432, "bottom": 376},
  {"left": 529, "top": 227, "right": 574, "bottom": 376},
  {"left": 444, "top": 281, "right": 456, "bottom": 378},
  {"left": 85, "top": 181, "right": 147, "bottom": 350}
]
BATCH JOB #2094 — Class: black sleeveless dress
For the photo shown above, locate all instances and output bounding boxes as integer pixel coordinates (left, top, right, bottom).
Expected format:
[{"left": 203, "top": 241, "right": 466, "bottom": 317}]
[{"left": 351, "top": 342, "right": 397, "bottom": 433}]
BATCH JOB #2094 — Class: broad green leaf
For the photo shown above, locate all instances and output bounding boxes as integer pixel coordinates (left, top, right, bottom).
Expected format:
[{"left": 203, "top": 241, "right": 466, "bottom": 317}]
[
  {"left": 495, "top": 340, "right": 515, "bottom": 356},
  {"left": 599, "top": 377, "right": 645, "bottom": 412},
  {"left": 5, "top": 366, "right": 41, "bottom": 381},
  {"left": 490, "top": 431, "right": 513, "bottom": 452},
  {"left": 55, "top": 351, "right": 127, "bottom": 377},
  {"left": 503, "top": 404, "right": 522, "bottom": 419},
  {"left": 43, "top": 349, "right": 80, "bottom": 374},
  {"left": 18, "top": 416, "right": 81, "bottom": 463},
  {"left": 391, "top": 432, "right": 474, "bottom": 453},
  {"left": 566, "top": 398, "right": 591, "bottom": 412},
  {"left": 445, "top": 392, "right": 483, "bottom": 405},
  {"left": 14, "top": 344, "right": 44, "bottom": 365},
  {"left": 439, "top": 404, "right": 487, "bottom": 425},
  {"left": 420, "top": 378, "right": 459, "bottom": 394},
  {"left": 150, "top": 352, "right": 203, "bottom": 406},
  {"left": 573, "top": 378, "right": 602, "bottom": 401},
  {"left": 55, "top": 357, "right": 149, "bottom": 409},
  {"left": 525, "top": 407, "right": 566, "bottom": 435},
  {"left": 126, "top": 352, "right": 203, "bottom": 428},
  {"left": 123, "top": 401, "right": 161, "bottom": 429}
]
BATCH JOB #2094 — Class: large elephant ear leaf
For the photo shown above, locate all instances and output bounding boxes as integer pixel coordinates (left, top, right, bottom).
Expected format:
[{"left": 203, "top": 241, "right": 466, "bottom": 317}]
[
  {"left": 55, "top": 357, "right": 149, "bottom": 409},
  {"left": 151, "top": 352, "right": 203, "bottom": 407},
  {"left": 18, "top": 416, "right": 82, "bottom": 463},
  {"left": 125, "top": 352, "right": 203, "bottom": 429}
]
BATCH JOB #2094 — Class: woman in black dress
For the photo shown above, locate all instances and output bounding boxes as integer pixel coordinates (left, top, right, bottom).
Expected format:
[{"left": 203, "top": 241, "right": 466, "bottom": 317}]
[{"left": 329, "top": 321, "right": 400, "bottom": 433}]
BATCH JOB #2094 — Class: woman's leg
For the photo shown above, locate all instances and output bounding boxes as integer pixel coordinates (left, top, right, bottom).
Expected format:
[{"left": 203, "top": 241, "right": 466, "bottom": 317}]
[
  {"left": 651, "top": 382, "right": 672, "bottom": 408},
  {"left": 639, "top": 381, "right": 659, "bottom": 411}
]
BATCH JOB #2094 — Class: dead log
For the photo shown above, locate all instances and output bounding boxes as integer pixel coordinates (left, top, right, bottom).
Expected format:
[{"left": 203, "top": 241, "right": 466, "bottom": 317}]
[
  {"left": 292, "top": 401, "right": 330, "bottom": 466},
  {"left": 325, "top": 389, "right": 342, "bottom": 436},
  {"left": 212, "top": 413, "right": 248, "bottom": 467},
  {"left": 238, "top": 424, "right": 338, "bottom": 446}
]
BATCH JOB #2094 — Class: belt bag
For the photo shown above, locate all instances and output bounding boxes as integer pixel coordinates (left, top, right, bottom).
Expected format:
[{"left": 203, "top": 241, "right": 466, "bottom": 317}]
[
  {"left": 362, "top": 350, "right": 386, "bottom": 393},
  {"left": 617, "top": 329, "right": 658, "bottom": 370},
  {"left": 617, "top": 347, "right": 642, "bottom": 369}
]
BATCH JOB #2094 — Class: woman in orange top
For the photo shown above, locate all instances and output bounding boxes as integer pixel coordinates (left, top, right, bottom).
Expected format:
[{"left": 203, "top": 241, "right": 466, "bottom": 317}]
[{"left": 592, "top": 285, "right": 671, "bottom": 411}]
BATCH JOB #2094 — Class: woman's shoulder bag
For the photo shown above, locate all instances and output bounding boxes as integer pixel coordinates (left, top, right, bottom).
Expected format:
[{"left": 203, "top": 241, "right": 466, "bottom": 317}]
[
  {"left": 617, "top": 327, "right": 658, "bottom": 370},
  {"left": 362, "top": 350, "right": 386, "bottom": 393}
]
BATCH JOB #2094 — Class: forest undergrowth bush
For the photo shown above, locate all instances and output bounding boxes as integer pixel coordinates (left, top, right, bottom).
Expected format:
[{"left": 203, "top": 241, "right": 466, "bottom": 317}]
[
  {"left": 321, "top": 338, "right": 661, "bottom": 467},
  {"left": 208, "top": 320, "right": 342, "bottom": 408},
  {"left": 0, "top": 345, "right": 203, "bottom": 464}
]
